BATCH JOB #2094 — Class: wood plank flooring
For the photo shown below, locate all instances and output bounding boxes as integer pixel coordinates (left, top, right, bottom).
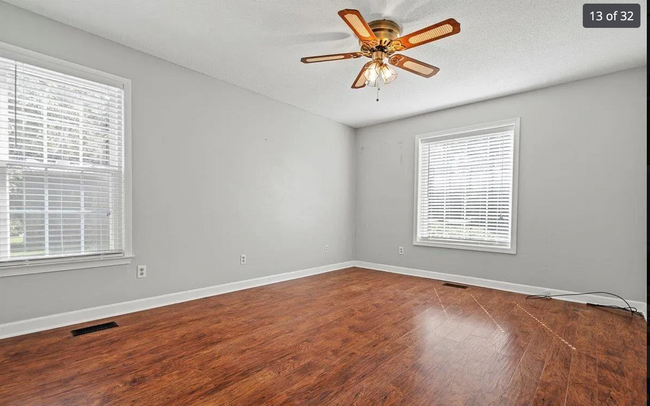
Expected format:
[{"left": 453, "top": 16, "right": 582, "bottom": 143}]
[{"left": 0, "top": 267, "right": 646, "bottom": 405}]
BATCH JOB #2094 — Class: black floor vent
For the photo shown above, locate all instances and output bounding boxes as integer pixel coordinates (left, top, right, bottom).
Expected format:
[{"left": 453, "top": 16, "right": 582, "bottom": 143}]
[
  {"left": 71, "top": 321, "right": 118, "bottom": 337},
  {"left": 443, "top": 282, "right": 468, "bottom": 289}
]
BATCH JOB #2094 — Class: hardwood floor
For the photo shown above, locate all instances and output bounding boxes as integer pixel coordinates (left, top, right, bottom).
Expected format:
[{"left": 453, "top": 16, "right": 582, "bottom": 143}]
[{"left": 0, "top": 267, "right": 646, "bottom": 405}]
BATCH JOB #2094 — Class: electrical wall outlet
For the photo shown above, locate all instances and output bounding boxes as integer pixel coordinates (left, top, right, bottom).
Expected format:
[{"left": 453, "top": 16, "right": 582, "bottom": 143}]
[
  {"left": 398, "top": 246, "right": 404, "bottom": 255},
  {"left": 137, "top": 265, "right": 147, "bottom": 279},
  {"left": 325, "top": 245, "right": 330, "bottom": 253},
  {"left": 240, "top": 254, "right": 247, "bottom": 265}
]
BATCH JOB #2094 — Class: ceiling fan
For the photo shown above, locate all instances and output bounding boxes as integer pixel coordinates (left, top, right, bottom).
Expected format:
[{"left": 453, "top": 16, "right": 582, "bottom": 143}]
[{"left": 301, "top": 9, "right": 460, "bottom": 90}]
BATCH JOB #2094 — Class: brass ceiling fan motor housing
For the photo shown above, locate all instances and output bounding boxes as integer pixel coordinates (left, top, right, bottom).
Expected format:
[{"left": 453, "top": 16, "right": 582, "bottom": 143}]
[
  {"left": 360, "top": 20, "right": 402, "bottom": 55},
  {"left": 369, "top": 19, "right": 402, "bottom": 41}
]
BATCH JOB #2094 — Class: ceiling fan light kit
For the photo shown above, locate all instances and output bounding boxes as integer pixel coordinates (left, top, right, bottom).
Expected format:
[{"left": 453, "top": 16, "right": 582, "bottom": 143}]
[{"left": 301, "top": 9, "right": 460, "bottom": 92}]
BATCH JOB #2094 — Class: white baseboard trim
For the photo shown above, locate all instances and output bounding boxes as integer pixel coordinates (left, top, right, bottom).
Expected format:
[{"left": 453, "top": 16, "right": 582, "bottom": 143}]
[
  {"left": 354, "top": 261, "right": 647, "bottom": 319},
  {"left": 2, "top": 260, "right": 644, "bottom": 339},
  {"left": 0, "top": 261, "right": 356, "bottom": 340}
]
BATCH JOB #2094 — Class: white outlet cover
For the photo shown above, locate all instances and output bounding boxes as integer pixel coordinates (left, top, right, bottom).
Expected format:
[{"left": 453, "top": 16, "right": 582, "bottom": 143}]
[
  {"left": 137, "top": 265, "right": 146, "bottom": 279},
  {"left": 325, "top": 245, "right": 329, "bottom": 253},
  {"left": 240, "top": 254, "right": 247, "bottom": 265},
  {"left": 399, "top": 246, "right": 404, "bottom": 254}
]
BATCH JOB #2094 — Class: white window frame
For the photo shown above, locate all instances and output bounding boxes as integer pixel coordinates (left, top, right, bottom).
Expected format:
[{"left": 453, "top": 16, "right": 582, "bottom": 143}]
[
  {"left": 0, "top": 42, "right": 133, "bottom": 277},
  {"left": 413, "top": 118, "right": 520, "bottom": 254}
]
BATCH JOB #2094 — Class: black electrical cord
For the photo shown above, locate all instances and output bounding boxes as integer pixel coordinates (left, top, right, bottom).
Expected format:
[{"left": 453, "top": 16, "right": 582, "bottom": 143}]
[{"left": 525, "top": 291, "right": 643, "bottom": 318}]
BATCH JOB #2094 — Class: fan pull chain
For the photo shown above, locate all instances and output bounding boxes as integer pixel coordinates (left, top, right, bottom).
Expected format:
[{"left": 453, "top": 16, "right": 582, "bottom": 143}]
[{"left": 376, "top": 81, "right": 380, "bottom": 102}]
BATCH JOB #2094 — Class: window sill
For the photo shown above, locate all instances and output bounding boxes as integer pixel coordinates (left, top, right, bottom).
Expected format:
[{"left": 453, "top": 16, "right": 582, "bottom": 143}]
[
  {"left": 0, "top": 255, "right": 134, "bottom": 278},
  {"left": 413, "top": 240, "right": 516, "bottom": 254}
]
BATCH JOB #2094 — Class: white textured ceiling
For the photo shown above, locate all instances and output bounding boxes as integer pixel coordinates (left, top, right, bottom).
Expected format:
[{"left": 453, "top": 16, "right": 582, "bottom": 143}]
[{"left": 5, "top": 0, "right": 646, "bottom": 128}]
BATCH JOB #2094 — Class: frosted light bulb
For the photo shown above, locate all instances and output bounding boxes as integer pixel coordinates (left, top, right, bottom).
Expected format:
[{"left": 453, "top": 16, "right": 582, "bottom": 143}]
[
  {"left": 379, "top": 64, "right": 397, "bottom": 84},
  {"left": 364, "top": 62, "right": 380, "bottom": 86}
]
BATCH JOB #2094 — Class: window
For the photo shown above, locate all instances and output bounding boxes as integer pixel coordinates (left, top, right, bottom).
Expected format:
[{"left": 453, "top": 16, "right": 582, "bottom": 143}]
[
  {"left": 414, "top": 118, "right": 519, "bottom": 253},
  {"left": 0, "top": 44, "right": 131, "bottom": 273}
]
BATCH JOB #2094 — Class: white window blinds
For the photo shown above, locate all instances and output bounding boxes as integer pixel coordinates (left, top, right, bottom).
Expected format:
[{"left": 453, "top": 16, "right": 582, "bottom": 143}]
[
  {"left": 0, "top": 56, "right": 125, "bottom": 264},
  {"left": 415, "top": 120, "right": 519, "bottom": 253}
]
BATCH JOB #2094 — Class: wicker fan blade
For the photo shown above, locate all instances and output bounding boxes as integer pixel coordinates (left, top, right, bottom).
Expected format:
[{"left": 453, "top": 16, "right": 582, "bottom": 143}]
[
  {"left": 392, "top": 18, "right": 460, "bottom": 50},
  {"left": 352, "top": 62, "right": 372, "bottom": 89},
  {"left": 300, "top": 52, "right": 363, "bottom": 64},
  {"left": 388, "top": 55, "right": 439, "bottom": 78},
  {"left": 338, "top": 9, "right": 378, "bottom": 44}
]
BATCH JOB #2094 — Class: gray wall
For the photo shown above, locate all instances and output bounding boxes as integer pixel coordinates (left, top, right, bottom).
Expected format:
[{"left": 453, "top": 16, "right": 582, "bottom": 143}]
[
  {"left": 356, "top": 67, "right": 647, "bottom": 302},
  {"left": 0, "top": 2, "right": 356, "bottom": 324}
]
